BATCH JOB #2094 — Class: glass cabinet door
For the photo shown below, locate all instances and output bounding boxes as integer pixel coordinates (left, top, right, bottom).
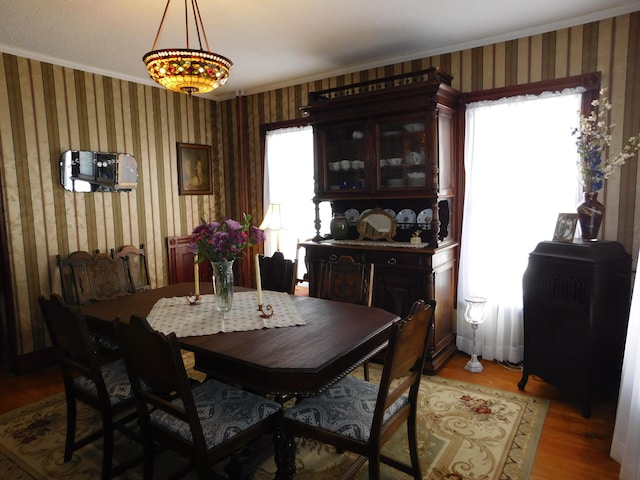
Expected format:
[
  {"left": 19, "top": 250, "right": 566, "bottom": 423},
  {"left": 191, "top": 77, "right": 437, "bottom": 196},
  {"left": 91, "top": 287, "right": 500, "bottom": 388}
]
[
  {"left": 377, "top": 118, "right": 426, "bottom": 190},
  {"left": 323, "top": 123, "right": 367, "bottom": 193}
]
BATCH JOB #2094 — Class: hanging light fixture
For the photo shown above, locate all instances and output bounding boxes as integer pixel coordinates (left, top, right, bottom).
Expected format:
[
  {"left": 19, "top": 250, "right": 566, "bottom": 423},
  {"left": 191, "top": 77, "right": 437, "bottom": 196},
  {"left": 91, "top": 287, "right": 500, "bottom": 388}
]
[{"left": 143, "top": 0, "right": 232, "bottom": 95}]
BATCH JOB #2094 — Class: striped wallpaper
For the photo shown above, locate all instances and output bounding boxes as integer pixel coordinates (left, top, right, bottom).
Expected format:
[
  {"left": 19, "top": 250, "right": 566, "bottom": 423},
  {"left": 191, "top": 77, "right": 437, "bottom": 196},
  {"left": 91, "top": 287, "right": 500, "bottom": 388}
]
[{"left": 1, "top": 11, "right": 638, "bottom": 356}]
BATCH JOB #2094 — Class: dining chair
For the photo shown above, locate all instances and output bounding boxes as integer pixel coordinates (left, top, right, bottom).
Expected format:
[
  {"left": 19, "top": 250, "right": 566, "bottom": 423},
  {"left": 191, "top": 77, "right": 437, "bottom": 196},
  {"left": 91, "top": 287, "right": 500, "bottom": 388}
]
[
  {"left": 115, "top": 314, "right": 282, "bottom": 480},
  {"left": 58, "top": 251, "right": 131, "bottom": 305},
  {"left": 281, "top": 298, "right": 435, "bottom": 480},
  {"left": 166, "top": 235, "right": 213, "bottom": 285},
  {"left": 37, "top": 294, "right": 140, "bottom": 480},
  {"left": 317, "top": 255, "right": 374, "bottom": 306},
  {"left": 81, "top": 252, "right": 132, "bottom": 303},
  {"left": 317, "top": 255, "right": 375, "bottom": 379},
  {"left": 57, "top": 250, "right": 96, "bottom": 305},
  {"left": 111, "top": 244, "right": 151, "bottom": 293},
  {"left": 258, "top": 251, "right": 297, "bottom": 294}
]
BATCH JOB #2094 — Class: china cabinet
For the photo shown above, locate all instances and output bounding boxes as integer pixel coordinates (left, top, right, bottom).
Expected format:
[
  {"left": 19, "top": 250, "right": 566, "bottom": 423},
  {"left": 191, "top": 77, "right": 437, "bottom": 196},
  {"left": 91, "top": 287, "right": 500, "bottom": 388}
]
[
  {"left": 304, "top": 67, "right": 459, "bottom": 248},
  {"left": 519, "top": 241, "right": 631, "bottom": 418},
  {"left": 301, "top": 68, "right": 462, "bottom": 372}
]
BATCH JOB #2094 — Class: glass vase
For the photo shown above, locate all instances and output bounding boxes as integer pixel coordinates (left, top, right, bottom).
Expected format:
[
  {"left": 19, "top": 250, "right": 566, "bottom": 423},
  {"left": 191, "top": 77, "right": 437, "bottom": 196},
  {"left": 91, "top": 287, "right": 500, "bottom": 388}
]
[
  {"left": 577, "top": 191, "right": 605, "bottom": 241},
  {"left": 211, "top": 260, "right": 234, "bottom": 312}
]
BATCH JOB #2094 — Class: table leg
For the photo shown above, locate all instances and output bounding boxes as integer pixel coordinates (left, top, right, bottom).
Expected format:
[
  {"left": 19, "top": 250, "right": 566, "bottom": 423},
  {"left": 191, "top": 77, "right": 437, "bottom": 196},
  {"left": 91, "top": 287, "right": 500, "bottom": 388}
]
[
  {"left": 224, "top": 434, "right": 273, "bottom": 478},
  {"left": 273, "top": 426, "right": 296, "bottom": 479}
]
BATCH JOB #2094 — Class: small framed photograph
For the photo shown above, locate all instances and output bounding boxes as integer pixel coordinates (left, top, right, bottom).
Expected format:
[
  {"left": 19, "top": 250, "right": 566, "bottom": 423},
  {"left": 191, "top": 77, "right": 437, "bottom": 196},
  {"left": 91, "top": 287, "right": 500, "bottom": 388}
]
[
  {"left": 177, "top": 143, "right": 213, "bottom": 195},
  {"left": 553, "top": 213, "right": 578, "bottom": 243}
]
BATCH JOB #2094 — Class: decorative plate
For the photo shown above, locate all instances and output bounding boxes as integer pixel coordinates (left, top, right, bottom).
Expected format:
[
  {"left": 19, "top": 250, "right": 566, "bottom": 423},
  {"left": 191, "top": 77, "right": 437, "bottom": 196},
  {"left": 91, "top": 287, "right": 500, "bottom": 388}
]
[
  {"left": 359, "top": 208, "right": 371, "bottom": 219},
  {"left": 384, "top": 208, "right": 396, "bottom": 218},
  {"left": 344, "top": 208, "right": 360, "bottom": 224},
  {"left": 396, "top": 209, "right": 416, "bottom": 229},
  {"left": 417, "top": 208, "right": 433, "bottom": 229}
]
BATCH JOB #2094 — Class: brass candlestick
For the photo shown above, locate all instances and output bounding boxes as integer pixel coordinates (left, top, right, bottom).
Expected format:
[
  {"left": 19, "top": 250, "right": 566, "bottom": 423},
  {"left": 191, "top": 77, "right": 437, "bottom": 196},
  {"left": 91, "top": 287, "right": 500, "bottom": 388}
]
[
  {"left": 257, "top": 303, "right": 274, "bottom": 318},
  {"left": 186, "top": 294, "right": 201, "bottom": 305}
]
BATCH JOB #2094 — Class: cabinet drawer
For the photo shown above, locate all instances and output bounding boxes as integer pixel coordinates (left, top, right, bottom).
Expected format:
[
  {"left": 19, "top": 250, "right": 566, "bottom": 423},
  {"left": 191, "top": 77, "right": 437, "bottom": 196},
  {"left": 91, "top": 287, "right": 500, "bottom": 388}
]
[
  {"left": 363, "top": 251, "right": 431, "bottom": 269},
  {"left": 304, "top": 247, "right": 366, "bottom": 264}
]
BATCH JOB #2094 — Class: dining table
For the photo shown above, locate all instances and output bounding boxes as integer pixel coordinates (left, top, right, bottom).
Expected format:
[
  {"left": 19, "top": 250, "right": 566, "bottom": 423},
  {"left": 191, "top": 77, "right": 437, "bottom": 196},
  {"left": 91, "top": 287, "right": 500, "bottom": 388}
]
[
  {"left": 81, "top": 282, "right": 399, "bottom": 478},
  {"left": 80, "top": 282, "right": 399, "bottom": 396}
]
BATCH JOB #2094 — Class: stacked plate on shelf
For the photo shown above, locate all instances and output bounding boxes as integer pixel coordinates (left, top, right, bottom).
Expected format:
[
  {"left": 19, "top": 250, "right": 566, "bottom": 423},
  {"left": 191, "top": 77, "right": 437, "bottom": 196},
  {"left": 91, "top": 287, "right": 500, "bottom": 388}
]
[
  {"left": 345, "top": 209, "right": 359, "bottom": 224},
  {"left": 396, "top": 209, "right": 416, "bottom": 229},
  {"left": 395, "top": 208, "right": 433, "bottom": 230},
  {"left": 386, "top": 178, "right": 406, "bottom": 188},
  {"left": 407, "top": 172, "right": 425, "bottom": 187},
  {"left": 417, "top": 208, "right": 432, "bottom": 229}
]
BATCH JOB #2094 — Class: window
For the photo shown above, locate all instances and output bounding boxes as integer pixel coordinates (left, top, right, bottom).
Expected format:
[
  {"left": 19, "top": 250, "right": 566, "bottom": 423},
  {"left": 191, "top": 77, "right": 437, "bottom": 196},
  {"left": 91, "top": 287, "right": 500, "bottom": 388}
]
[
  {"left": 457, "top": 88, "right": 584, "bottom": 363},
  {"left": 262, "top": 125, "right": 330, "bottom": 278}
]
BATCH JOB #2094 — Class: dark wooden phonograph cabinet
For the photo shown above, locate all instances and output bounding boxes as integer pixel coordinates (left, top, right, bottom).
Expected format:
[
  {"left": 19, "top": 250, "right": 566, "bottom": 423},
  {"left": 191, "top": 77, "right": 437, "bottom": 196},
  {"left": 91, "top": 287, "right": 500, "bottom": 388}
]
[{"left": 518, "top": 240, "right": 631, "bottom": 417}]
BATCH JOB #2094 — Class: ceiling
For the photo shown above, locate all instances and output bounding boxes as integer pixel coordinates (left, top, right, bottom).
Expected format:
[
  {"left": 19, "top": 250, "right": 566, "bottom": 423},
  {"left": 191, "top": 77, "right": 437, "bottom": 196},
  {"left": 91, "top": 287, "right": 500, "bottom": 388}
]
[{"left": 0, "top": 0, "right": 638, "bottom": 101}]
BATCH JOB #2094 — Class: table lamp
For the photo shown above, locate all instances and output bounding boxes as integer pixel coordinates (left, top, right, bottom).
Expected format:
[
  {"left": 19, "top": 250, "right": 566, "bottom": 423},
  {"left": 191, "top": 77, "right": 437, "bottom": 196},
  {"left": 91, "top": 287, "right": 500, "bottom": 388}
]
[{"left": 464, "top": 296, "right": 487, "bottom": 373}]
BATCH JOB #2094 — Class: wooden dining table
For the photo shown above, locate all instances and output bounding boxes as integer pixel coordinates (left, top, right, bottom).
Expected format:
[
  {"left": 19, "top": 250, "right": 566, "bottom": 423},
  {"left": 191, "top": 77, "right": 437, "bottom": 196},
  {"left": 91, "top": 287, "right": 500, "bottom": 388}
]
[
  {"left": 80, "top": 282, "right": 399, "bottom": 396},
  {"left": 81, "top": 282, "right": 399, "bottom": 478}
]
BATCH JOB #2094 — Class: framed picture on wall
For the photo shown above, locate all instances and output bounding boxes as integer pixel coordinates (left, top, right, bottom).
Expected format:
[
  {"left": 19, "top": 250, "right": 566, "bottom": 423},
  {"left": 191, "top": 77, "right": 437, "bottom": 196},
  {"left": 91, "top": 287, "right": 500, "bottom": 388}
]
[
  {"left": 552, "top": 213, "right": 578, "bottom": 243},
  {"left": 177, "top": 143, "right": 213, "bottom": 195}
]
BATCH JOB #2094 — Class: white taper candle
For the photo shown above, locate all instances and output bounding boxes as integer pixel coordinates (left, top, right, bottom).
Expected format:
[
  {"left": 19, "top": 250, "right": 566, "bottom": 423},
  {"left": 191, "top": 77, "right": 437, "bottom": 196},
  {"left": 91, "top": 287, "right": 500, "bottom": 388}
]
[
  {"left": 194, "top": 255, "right": 200, "bottom": 296},
  {"left": 255, "top": 253, "right": 263, "bottom": 305}
]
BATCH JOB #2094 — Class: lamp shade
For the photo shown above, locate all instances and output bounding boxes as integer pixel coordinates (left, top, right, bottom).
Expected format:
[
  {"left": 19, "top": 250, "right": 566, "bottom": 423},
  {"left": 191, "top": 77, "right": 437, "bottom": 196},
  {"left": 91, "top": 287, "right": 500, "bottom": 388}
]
[
  {"left": 259, "top": 204, "right": 283, "bottom": 231},
  {"left": 143, "top": 49, "right": 232, "bottom": 94},
  {"left": 143, "top": 0, "right": 232, "bottom": 95},
  {"left": 464, "top": 296, "right": 487, "bottom": 325}
]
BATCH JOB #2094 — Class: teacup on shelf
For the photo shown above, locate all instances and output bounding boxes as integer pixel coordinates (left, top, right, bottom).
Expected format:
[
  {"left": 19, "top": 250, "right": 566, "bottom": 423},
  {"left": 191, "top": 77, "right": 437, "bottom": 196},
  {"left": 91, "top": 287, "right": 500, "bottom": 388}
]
[
  {"left": 405, "top": 151, "right": 422, "bottom": 165},
  {"left": 328, "top": 161, "right": 341, "bottom": 172}
]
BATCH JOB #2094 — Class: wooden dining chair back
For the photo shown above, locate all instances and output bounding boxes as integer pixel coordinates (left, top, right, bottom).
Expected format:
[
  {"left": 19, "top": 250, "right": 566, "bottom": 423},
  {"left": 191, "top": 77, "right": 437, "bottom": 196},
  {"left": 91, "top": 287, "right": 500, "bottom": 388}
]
[
  {"left": 111, "top": 244, "right": 151, "bottom": 292},
  {"left": 317, "top": 254, "right": 375, "bottom": 379},
  {"left": 58, "top": 251, "right": 131, "bottom": 305},
  {"left": 57, "top": 250, "right": 95, "bottom": 305},
  {"left": 116, "top": 315, "right": 282, "bottom": 480},
  {"left": 258, "top": 251, "right": 297, "bottom": 294},
  {"left": 167, "top": 235, "right": 213, "bottom": 285},
  {"left": 282, "top": 299, "right": 436, "bottom": 480},
  {"left": 37, "top": 294, "right": 139, "bottom": 480},
  {"left": 317, "top": 255, "right": 374, "bottom": 306},
  {"left": 82, "top": 252, "right": 131, "bottom": 303}
]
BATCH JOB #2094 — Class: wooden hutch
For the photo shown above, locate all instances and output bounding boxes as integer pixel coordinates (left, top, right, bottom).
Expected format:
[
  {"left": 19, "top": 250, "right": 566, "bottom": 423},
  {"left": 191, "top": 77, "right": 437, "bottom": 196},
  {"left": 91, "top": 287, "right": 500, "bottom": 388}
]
[{"left": 300, "top": 68, "right": 463, "bottom": 373}]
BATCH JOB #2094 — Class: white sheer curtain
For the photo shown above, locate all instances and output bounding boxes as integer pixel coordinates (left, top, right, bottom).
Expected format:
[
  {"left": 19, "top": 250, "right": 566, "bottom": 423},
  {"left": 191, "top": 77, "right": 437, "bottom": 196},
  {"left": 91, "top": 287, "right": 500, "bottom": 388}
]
[
  {"left": 457, "top": 90, "right": 583, "bottom": 364},
  {"left": 263, "top": 126, "right": 318, "bottom": 273},
  {"left": 611, "top": 262, "right": 640, "bottom": 479}
]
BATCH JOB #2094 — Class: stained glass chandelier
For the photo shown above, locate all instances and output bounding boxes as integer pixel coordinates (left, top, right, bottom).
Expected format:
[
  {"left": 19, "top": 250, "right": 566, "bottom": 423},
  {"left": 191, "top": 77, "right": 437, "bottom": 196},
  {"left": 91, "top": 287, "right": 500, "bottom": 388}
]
[{"left": 143, "top": 0, "right": 232, "bottom": 95}]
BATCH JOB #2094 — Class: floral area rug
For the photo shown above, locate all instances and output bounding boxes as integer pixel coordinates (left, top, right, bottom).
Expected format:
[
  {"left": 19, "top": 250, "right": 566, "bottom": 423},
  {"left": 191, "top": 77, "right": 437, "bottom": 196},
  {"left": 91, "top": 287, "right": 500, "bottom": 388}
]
[{"left": 0, "top": 364, "right": 548, "bottom": 480}]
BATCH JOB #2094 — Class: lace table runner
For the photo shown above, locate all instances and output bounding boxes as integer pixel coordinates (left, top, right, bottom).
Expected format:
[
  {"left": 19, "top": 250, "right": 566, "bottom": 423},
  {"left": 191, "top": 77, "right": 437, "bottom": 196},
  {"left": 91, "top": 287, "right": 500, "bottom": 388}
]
[{"left": 147, "top": 290, "right": 305, "bottom": 337}]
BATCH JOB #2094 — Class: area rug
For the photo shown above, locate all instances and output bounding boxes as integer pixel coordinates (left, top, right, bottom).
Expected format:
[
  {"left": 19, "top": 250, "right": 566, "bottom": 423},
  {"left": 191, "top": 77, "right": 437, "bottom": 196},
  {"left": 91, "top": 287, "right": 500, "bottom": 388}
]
[{"left": 0, "top": 365, "right": 548, "bottom": 480}]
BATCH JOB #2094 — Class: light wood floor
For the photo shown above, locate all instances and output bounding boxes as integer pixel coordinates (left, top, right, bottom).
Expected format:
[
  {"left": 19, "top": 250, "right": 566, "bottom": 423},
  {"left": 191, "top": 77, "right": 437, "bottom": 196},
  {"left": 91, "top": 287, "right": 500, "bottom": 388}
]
[{"left": 0, "top": 351, "right": 620, "bottom": 479}]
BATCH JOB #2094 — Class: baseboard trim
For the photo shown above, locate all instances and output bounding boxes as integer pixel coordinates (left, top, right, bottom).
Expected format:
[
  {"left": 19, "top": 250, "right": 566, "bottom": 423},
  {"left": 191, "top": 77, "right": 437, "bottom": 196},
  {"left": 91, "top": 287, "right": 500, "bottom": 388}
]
[{"left": 9, "top": 347, "right": 56, "bottom": 375}]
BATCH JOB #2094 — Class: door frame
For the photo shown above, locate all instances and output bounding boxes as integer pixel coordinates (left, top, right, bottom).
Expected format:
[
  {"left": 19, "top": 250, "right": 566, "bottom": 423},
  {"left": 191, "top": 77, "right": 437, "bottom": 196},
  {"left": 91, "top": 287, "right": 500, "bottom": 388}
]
[{"left": 0, "top": 173, "right": 18, "bottom": 371}]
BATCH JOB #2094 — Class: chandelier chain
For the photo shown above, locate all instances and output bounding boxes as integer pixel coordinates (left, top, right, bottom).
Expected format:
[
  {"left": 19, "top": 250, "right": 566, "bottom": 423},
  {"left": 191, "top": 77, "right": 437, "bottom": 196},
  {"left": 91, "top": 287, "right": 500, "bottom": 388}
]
[{"left": 151, "top": 0, "right": 173, "bottom": 51}]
